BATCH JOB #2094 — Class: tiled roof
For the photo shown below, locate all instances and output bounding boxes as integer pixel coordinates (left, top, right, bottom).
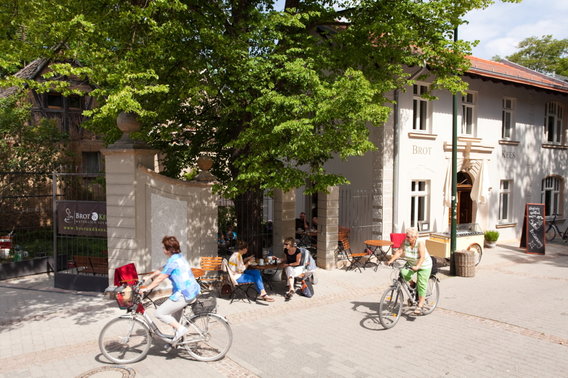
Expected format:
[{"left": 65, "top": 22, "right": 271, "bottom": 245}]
[
  {"left": 0, "top": 58, "right": 49, "bottom": 98},
  {"left": 466, "top": 56, "right": 568, "bottom": 94}
]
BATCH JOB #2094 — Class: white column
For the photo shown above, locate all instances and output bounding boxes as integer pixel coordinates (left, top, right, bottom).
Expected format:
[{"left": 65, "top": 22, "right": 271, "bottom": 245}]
[
  {"left": 273, "top": 189, "right": 295, "bottom": 258},
  {"left": 317, "top": 186, "right": 339, "bottom": 269}
]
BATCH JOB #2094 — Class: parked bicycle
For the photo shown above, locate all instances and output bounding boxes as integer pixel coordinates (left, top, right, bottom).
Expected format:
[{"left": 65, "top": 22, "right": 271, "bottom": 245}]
[
  {"left": 545, "top": 213, "right": 568, "bottom": 243},
  {"left": 377, "top": 260, "right": 440, "bottom": 329},
  {"left": 99, "top": 281, "right": 232, "bottom": 364}
]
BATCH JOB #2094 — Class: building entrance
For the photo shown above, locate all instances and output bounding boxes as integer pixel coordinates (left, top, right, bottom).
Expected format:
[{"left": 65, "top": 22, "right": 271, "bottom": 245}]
[{"left": 457, "top": 171, "right": 473, "bottom": 224}]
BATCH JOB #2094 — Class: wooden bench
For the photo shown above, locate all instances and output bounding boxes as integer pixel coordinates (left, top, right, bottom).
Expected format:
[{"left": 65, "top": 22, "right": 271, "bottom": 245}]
[
  {"left": 90, "top": 257, "right": 109, "bottom": 275},
  {"left": 72, "top": 255, "right": 108, "bottom": 275},
  {"left": 199, "top": 256, "right": 223, "bottom": 291}
]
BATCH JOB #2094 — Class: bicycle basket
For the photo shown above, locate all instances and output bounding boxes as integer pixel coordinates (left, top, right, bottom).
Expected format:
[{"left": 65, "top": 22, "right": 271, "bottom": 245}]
[
  {"left": 192, "top": 293, "right": 217, "bottom": 314},
  {"left": 115, "top": 284, "right": 135, "bottom": 309}
]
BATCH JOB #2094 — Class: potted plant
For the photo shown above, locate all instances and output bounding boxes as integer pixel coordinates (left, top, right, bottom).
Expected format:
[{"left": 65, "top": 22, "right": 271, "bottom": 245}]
[{"left": 484, "top": 230, "right": 499, "bottom": 248}]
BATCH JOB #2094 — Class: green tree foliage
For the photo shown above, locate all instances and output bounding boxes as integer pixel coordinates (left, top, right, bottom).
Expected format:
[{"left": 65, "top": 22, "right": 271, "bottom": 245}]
[
  {"left": 0, "top": 95, "right": 73, "bottom": 232},
  {"left": 505, "top": 35, "right": 568, "bottom": 77},
  {"left": 0, "top": 0, "right": 520, "bottom": 247},
  {"left": 0, "top": 0, "right": 520, "bottom": 194},
  {"left": 0, "top": 94, "right": 71, "bottom": 173}
]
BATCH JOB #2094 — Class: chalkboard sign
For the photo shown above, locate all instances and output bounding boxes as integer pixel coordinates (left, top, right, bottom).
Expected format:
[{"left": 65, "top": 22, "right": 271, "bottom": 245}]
[{"left": 519, "top": 203, "right": 545, "bottom": 254}]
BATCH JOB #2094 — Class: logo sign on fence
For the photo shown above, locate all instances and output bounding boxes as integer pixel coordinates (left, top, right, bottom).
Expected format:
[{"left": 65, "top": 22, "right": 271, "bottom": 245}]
[{"left": 57, "top": 201, "right": 107, "bottom": 237}]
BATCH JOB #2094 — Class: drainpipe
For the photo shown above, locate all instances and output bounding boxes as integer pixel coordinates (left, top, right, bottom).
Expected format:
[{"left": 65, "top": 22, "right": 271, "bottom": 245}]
[{"left": 392, "top": 62, "right": 427, "bottom": 233}]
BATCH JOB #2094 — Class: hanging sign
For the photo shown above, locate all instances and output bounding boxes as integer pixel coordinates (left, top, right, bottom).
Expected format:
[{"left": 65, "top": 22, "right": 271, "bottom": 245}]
[{"left": 57, "top": 201, "right": 107, "bottom": 237}]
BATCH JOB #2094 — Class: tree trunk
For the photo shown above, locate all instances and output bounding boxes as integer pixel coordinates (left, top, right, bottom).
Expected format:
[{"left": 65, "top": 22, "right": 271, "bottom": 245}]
[{"left": 234, "top": 190, "right": 264, "bottom": 258}]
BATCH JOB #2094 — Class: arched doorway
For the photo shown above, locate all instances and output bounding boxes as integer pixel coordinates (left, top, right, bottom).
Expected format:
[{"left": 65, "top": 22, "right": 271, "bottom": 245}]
[{"left": 457, "top": 171, "right": 473, "bottom": 224}]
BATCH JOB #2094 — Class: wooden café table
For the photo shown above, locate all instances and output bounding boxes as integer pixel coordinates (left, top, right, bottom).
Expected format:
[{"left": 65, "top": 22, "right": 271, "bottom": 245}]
[{"left": 364, "top": 240, "right": 393, "bottom": 271}]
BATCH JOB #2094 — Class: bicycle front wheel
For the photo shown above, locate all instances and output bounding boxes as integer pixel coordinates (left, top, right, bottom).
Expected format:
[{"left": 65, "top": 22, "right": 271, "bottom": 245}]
[
  {"left": 182, "top": 313, "right": 233, "bottom": 361},
  {"left": 545, "top": 225, "right": 556, "bottom": 242},
  {"left": 421, "top": 277, "right": 440, "bottom": 315},
  {"left": 378, "top": 285, "right": 403, "bottom": 329},
  {"left": 99, "top": 317, "right": 152, "bottom": 364}
]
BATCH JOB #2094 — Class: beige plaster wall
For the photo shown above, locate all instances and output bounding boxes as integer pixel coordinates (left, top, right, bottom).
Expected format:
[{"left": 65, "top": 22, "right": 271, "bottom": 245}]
[{"left": 103, "top": 148, "right": 217, "bottom": 286}]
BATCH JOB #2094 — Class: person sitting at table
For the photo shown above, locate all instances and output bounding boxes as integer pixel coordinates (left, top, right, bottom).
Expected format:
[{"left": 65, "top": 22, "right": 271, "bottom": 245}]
[
  {"left": 280, "top": 237, "right": 315, "bottom": 301},
  {"left": 295, "top": 212, "right": 309, "bottom": 238},
  {"left": 386, "top": 227, "right": 433, "bottom": 315},
  {"left": 225, "top": 225, "right": 237, "bottom": 248},
  {"left": 228, "top": 240, "right": 274, "bottom": 302}
]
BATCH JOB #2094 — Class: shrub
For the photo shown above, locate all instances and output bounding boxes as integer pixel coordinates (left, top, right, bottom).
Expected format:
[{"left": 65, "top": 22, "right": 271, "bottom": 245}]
[{"left": 484, "top": 230, "right": 500, "bottom": 242}]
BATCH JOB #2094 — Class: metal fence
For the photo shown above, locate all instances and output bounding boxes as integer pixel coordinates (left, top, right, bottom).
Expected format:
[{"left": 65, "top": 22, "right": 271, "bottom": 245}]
[
  {"left": 53, "top": 173, "right": 107, "bottom": 271},
  {"left": 0, "top": 171, "right": 106, "bottom": 278},
  {"left": 0, "top": 172, "right": 53, "bottom": 263},
  {"left": 339, "top": 186, "right": 374, "bottom": 249},
  {"left": 217, "top": 195, "right": 274, "bottom": 258}
]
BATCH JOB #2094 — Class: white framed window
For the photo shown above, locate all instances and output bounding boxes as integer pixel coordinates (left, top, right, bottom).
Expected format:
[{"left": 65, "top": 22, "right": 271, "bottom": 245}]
[
  {"left": 412, "top": 84, "right": 429, "bottom": 132},
  {"left": 498, "top": 180, "right": 512, "bottom": 222},
  {"left": 541, "top": 176, "right": 562, "bottom": 216},
  {"left": 461, "top": 92, "right": 476, "bottom": 136},
  {"left": 545, "top": 102, "right": 563, "bottom": 144},
  {"left": 502, "top": 98, "right": 515, "bottom": 139},
  {"left": 410, "top": 180, "right": 429, "bottom": 229}
]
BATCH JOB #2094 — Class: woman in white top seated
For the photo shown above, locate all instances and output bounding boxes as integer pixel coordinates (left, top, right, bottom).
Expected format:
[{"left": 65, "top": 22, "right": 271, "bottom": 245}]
[{"left": 387, "top": 227, "right": 433, "bottom": 315}]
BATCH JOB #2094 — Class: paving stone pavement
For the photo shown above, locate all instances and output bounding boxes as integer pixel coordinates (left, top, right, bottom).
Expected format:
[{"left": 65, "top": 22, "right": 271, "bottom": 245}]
[{"left": 0, "top": 240, "right": 566, "bottom": 377}]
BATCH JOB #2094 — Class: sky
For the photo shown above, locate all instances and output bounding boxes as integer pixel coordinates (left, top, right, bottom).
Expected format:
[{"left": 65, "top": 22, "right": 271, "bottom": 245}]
[
  {"left": 460, "top": 0, "right": 568, "bottom": 60},
  {"left": 272, "top": 0, "right": 567, "bottom": 61}
]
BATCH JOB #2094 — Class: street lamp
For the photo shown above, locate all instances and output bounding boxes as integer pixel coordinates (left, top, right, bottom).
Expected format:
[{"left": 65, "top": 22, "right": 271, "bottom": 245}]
[{"left": 450, "top": 27, "right": 458, "bottom": 275}]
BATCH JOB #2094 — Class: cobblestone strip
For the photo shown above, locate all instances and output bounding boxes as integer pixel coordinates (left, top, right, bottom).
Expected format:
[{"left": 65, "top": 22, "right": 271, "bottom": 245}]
[
  {"left": 0, "top": 340, "right": 99, "bottom": 373},
  {"left": 438, "top": 307, "right": 568, "bottom": 346},
  {"left": 206, "top": 356, "right": 259, "bottom": 378}
]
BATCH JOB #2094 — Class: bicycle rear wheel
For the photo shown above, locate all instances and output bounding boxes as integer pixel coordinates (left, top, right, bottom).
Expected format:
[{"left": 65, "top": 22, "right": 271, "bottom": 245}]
[
  {"left": 378, "top": 285, "right": 403, "bottom": 329},
  {"left": 99, "top": 317, "right": 152, "bottom": 364},
  {"left": 181, "top": 313, "right": 233, "bottom": 361},
  {"left": 545, "top": 225, "right": 556, "bottom": 242},
  {"left": 421, "top": 277, "right": 440, "bottom": 315},
  {"left": 468, "top": 243, "right": 483, "bottom": 266}
]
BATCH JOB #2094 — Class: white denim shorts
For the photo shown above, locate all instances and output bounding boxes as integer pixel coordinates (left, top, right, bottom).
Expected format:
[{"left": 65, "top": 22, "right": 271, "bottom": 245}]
[{"left": 285, "top": 265, "right": 305, "bottom": 278}]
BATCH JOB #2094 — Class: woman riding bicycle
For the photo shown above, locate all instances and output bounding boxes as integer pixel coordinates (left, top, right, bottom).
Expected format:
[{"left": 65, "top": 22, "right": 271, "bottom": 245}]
[
  {"left": 139, "top": 235, "right": 200, "bottom": 343},
  {"left": 386, "top": 227, "right": 433, "bottom": 315}
]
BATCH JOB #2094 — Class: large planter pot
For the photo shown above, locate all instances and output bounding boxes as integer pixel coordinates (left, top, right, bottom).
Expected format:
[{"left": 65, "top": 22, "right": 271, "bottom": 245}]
[{"left": 484, "top": 240, "right": 497, "bottom": 248}]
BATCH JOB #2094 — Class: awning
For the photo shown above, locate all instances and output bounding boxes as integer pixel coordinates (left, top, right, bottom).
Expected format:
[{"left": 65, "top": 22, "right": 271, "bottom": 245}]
[{"left": 470, "top": 159, "right": 491, "bottom": 204}]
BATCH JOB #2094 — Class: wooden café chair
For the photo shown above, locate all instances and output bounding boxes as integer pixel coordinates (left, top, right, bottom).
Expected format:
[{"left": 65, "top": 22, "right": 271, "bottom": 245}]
[{"left": 221, "top": 259, "right": 257, "bottom": 303}]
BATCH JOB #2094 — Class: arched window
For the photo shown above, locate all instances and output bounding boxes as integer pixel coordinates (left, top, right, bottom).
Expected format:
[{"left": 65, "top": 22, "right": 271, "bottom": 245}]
[{"left": 541, "top": 176, "right": 562, "bottom": 216}]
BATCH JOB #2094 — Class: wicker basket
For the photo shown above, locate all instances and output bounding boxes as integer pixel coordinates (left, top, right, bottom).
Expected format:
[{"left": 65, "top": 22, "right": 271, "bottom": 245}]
[
  {"left": 115, "top": 285, "right": 134, "bottom": 309},
  {"left": 454, "top": 249, "right": 475, "bottom": 277},
  {"left": 192, "top": 293, "right": 217, "bottom": 314}
]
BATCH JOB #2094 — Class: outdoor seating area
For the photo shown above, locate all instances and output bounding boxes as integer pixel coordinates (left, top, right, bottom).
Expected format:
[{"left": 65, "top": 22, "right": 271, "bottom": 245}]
[{"left": 334, "top": 227, "right": 401, "bottom": 273}]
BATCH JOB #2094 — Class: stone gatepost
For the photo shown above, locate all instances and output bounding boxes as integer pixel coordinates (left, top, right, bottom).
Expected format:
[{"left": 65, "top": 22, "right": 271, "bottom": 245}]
[
  {"left": 102, "top": 113, "right": 158, "bottom": 285},
  {"left": 317, "top": 186, "right": 339, "bottom": 269},
  {"left": 272, "top": 189, "right": 295, "bottom": 259}
]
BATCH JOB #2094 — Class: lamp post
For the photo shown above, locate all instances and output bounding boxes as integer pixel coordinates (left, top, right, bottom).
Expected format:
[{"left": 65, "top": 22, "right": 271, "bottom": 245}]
[{"left": 450, "top": 27, "right": 458, "bottom": 275}]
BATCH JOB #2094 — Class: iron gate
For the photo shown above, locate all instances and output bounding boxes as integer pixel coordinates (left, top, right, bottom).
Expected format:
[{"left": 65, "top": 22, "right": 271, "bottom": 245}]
[{"left": 52, "top": 172, "right": 108, "bottom": 291}]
